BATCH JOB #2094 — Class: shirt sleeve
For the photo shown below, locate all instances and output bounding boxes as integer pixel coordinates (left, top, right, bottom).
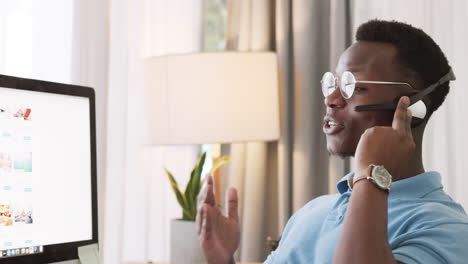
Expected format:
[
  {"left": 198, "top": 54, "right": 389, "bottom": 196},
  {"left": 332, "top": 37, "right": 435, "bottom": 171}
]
[{"left": 392, "top": 223, "right": 468, "bottom": 264}]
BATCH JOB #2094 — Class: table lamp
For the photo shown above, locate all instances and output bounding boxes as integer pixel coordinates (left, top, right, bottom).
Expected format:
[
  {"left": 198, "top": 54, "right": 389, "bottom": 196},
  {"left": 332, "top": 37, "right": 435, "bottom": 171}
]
[{"left": 143, "top": 51, "right": 280, "bottom": 145}]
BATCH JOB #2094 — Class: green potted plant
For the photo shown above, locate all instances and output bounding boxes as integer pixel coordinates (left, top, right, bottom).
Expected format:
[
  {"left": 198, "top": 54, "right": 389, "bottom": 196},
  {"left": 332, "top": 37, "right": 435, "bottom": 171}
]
[{"left": 165, "top": 152, "right": 230, "bottom": 264}]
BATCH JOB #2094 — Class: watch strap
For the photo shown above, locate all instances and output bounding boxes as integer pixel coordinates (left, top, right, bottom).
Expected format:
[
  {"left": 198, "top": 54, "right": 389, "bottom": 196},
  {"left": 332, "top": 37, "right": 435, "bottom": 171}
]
[{"left": 349, "top": 165, "right": 373, "bottom": 190}]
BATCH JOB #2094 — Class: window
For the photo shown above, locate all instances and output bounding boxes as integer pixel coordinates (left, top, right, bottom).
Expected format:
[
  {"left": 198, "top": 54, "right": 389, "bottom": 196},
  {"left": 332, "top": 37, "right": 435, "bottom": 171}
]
[
  {"left": 0, "top": 0, "right": 73, "bottom": 83},
  {"left": 203, "top": 0, "right": 227, "bottom": 51}
]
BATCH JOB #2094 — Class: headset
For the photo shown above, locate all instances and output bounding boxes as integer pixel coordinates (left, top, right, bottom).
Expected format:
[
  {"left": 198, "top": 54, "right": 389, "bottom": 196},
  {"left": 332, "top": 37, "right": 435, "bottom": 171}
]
[{"left": 354, "top": 69, "right": 456, "bottom": 128}]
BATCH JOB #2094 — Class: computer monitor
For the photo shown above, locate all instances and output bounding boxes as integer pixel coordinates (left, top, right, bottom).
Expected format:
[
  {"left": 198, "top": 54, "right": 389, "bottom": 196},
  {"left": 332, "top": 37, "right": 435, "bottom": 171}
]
[{"left": 0, "top": 74, "right": 98, "bottom": 263}]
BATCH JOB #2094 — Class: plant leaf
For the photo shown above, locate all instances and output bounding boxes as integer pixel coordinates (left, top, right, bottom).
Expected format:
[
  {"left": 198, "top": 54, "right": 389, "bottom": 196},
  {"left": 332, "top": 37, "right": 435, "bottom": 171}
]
[
  {"left": 165, "top": 168, "right": 193, "bottom": 219},
  {"left": 210, "top": 156, "right": 230, "bottom": 174},
  {"left": 184, "top": 166, "right": 197, "bottom": 219},
  {"left": 182, "top": 206, "right": 194, "bottom": 221},
  {"left": 193, "top": 155, "right": 230, "bottom": 202},
  {"left": 191, "top": 152, "right": 206, "bottom": 199},
  {"left": 186, "top": 152, "right": 206, "bottom": 220}
]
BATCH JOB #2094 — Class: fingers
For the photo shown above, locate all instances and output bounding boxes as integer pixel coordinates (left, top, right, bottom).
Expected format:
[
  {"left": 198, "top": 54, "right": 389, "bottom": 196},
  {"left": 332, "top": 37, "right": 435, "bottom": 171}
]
[
  {"left": 406, "top": 107, "right": 413, "bottom": 135},
  {"left": 196, "top": 203, "right": 203, "bottom": 234},
  {"left": 392, "top": 96, "right": 411, "bottom": 133},
  {"left": 197, "top": 175, "right": 216, "bottom": 235},
  {"left": 226, "top": 187, "right": 239, "bottom": 222},
  {"left": 197, "top": 203, "right": 213, "bottom": 235},
  {"left": 197, "top": 175, "right": 216, "bottom": 207},
  {"left": 206, "top": 175, "right": 216, "bottom": 205},
  {"left": 200, "top": 205, "right": 213, "bottom": 241}
]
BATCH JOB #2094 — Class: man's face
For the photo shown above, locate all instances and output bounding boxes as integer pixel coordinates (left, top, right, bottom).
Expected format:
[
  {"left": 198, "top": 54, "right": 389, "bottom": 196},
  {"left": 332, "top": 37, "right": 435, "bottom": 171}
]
[{"left": 323, "top": 41, "right": 415, "bottom": 157}]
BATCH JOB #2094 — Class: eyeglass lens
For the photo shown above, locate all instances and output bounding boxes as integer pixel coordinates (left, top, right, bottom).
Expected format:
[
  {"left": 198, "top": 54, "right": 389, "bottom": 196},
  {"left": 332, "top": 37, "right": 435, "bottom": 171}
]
[{"left": 321, "top": 71, "right": 356, "bottom": 99}]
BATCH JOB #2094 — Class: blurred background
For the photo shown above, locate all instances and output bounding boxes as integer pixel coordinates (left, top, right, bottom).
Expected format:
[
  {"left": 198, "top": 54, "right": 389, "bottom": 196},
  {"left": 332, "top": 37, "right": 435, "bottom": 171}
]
[{"left": 0, "top": 0, "right": 467, "bottom": 263}]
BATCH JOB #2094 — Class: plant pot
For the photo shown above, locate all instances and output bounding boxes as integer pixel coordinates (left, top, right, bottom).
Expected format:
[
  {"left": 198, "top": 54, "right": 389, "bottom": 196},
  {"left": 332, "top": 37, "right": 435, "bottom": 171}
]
[{"left": 170, "top": 219, "right": 205, "bottom": 264}]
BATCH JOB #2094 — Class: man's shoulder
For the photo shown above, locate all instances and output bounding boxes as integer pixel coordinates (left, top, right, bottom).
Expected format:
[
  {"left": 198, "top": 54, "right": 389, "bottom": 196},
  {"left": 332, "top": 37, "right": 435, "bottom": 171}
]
[
  {"left": 390, "top": 172, "right": 468, "bottom": 227},
  {"left": 389, "top": 196, "right": 468, "bottom": 232},
  {"left": 390, "top": 199, "right": 468, "bottom": 263},
  {"left": 416, "top": 200, "right": 468, "bottom": 224}
]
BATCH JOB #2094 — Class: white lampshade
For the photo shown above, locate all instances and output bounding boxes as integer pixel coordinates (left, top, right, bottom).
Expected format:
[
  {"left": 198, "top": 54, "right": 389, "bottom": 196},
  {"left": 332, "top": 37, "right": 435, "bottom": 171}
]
[{"left": 143, "top": 52, "right": 280, "bottom": 145}]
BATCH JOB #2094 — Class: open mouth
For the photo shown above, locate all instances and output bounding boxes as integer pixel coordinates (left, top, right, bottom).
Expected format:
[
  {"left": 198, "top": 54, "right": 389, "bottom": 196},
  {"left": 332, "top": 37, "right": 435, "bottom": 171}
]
[{"left": 323, "top": 119, "right": 345, "bottom": 135}]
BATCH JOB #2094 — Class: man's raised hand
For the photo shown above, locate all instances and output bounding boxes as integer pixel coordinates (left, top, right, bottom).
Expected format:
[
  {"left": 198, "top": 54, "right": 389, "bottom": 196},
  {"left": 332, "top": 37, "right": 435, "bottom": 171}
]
[{"left": 196, "top": 175, "right": 240, "bottom": 264}]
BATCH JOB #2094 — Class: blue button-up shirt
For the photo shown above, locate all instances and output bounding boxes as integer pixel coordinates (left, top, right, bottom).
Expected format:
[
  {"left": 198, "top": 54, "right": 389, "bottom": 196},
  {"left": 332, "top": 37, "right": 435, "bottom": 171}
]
[{"left": 264, "top": 171, "right": 468, "bottom": 264}]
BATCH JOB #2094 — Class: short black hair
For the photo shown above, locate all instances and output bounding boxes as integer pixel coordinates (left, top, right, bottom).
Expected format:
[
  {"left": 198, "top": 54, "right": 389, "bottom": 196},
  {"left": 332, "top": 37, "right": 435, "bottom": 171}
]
[{"left": 356, "top": 19, "right": 452, "bottom": 117}]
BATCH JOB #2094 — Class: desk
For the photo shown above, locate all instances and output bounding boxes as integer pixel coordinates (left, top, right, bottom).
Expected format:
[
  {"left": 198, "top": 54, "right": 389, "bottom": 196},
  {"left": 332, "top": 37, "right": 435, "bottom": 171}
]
[{"left": 123, "top": 262, "right": 261, "bottom": 264}]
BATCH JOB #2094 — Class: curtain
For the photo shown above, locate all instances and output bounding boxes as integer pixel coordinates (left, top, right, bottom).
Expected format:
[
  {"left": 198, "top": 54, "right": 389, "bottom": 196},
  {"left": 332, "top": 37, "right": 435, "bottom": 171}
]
[
  {"left": 71, "top": 0, "right": 109, "bottom": 251},
  {"left": 104, "top": 0, "right": 202, "bottom": 263},
  {"left": 224, "top": 1, "right": 277, "bottom": 262},
  {"left": 223, "top": 0, "right": 351, "bottom": 261},
  {"left": 351, "top": 0, "right": 468, "bottom": 211}
]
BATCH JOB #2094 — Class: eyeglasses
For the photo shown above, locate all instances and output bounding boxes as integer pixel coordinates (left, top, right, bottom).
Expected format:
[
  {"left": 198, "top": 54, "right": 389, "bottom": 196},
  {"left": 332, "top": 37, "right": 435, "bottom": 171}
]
[
  {"left": 320, "top": 71, "right": 414, "bottom": 99},
  {"left": 320, "top": 69, "right": 456, "bottom": 128},
  {"left": 321, "top": 69, "right": 455, "bottom": 111}
]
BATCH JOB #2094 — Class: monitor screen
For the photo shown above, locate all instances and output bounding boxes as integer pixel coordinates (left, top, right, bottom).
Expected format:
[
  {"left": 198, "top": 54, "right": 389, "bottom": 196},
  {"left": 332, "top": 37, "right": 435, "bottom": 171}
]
[{"left": 0, "top": 75, "right": 98, "bottom": 263}]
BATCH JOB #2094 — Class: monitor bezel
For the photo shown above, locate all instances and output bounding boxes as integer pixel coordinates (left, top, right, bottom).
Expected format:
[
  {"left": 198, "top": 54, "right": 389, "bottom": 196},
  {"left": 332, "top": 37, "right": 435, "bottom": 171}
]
[{"left": 0, "top": 74, "right": 99, "bottom": 264}]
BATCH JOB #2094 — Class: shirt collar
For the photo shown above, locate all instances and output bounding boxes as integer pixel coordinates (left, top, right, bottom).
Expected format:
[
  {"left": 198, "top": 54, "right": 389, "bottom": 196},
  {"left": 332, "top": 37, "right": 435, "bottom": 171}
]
[
  {"left": 336, "top": 171, "right": 443, "bottom": 199},
  {"left": 337, "top": 172, "right": 354, "bottom": 194}
]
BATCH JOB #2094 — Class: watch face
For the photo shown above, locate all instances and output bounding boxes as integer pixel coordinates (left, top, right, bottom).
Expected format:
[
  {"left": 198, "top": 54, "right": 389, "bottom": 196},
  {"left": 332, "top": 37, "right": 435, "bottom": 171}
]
[{"left": 372, "top": 166, "right": 392, "bottom": 189}]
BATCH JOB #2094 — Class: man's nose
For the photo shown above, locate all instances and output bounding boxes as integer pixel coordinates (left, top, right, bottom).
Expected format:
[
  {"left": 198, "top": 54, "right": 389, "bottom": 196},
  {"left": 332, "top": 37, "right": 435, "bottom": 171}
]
[{"left": 324, "top": 86, "right": 346, "bottom": 109}]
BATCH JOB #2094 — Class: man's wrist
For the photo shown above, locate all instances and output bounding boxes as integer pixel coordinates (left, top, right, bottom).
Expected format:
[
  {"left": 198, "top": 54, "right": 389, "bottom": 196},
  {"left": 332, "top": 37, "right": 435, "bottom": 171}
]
[{"left": 352, "top": 164, "right": 392, "bottom": 192}]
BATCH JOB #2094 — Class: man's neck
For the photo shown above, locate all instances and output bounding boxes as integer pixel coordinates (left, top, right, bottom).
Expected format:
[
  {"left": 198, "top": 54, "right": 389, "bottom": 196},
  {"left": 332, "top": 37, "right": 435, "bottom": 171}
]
[
  {"left": 392, "top": 124, "right": 426, "bottom": 182},
  {"left": 394, "top": 143, "right": 425, "bottom": 182}
]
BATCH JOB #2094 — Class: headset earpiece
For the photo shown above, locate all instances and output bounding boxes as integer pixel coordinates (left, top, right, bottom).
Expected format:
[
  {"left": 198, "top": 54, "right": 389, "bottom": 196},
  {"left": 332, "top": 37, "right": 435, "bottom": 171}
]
[
  {"left": 408, "top": 100, "right": 427, "bottom": 120},
  {"left": 408, "top": 100, "right": 427, "bottom": 128}
]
